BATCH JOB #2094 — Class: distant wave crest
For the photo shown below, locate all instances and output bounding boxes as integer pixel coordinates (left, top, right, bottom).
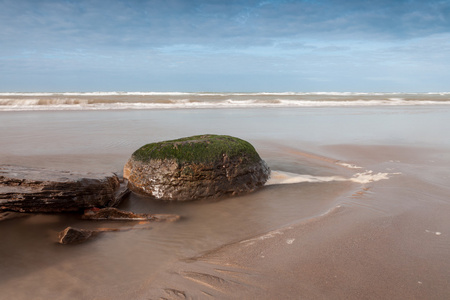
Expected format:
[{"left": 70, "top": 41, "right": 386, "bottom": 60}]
[{"left": 1, "top": 92, "right": 449, "bottom": 111}]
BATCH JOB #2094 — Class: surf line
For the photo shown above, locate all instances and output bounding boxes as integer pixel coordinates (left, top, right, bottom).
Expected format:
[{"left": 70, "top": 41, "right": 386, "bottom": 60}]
[{"left": 266, "top": 170, "right": 401, "bottom": 186}]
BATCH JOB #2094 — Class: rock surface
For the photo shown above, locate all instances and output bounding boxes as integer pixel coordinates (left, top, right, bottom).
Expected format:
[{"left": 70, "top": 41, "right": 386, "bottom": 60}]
[
  {"left": 0, "top": 211, "right": 28, "bottom": 222},
  {"left": 58, "top": 227, "right": 99, "bottom": 244},
  {"left": 82, "top": 207, "right": 180, "bottom": 222},
  {"left": 0, "top": 165, "right": 129, "bottom": 213},
  {"left": 124, "top": 134, "right": 270, "bottom": 201}
]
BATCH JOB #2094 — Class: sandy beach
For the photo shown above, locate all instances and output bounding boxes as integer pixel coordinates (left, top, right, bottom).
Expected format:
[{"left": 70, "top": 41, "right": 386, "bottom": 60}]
[
  {"left": 3, "top": 0, "right": 450, "bottom": 297},
  {"left": 144, "top": 144, "right": 450, "bottom": 299},
  {"left": 1, "top": 105, "right": 450, "bottom": 299}
]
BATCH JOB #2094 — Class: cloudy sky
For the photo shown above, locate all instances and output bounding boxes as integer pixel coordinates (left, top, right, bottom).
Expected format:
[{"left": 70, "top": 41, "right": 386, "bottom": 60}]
[{"left": 1, "top": 0, "right": 449, "bottom": 92}]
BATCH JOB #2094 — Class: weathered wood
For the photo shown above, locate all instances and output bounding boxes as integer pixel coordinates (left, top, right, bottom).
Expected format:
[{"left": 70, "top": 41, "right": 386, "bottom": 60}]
[{"left": 0, "top": 165, "right": 129, "bottom": 213}]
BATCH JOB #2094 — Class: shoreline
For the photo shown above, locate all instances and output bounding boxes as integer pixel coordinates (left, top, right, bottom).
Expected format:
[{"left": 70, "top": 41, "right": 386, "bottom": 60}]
[{"left": 2, "top": 92, "right": 450, "bottom": 112}]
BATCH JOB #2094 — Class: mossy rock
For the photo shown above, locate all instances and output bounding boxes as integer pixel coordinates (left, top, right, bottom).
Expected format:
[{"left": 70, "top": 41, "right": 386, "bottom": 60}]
[
  {"left": 131, "top": 134, "right": 261, "bottom": 165},
  {"left": 124, "top": 134, "right": 270, "bottom": 201}
]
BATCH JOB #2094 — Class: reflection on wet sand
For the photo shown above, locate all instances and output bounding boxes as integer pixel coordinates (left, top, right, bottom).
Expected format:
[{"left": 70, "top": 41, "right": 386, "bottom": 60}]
[{"left": 1, "top": 107, "right": 450, "bottom": 299}]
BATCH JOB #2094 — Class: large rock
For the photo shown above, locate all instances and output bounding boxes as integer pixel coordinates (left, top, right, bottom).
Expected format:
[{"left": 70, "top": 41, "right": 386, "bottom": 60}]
[
  {"left": 0, "top": 165, "right": 128, "bottom": 213},
  {"left": 123, "top": 134, "right": 270, "bottom": 201}
]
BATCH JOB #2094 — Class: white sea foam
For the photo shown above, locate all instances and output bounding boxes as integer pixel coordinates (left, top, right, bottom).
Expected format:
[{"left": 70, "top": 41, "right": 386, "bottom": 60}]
[
  {"left": 0, "top": 91, "right": 193, "bottom": 96},
  {"left": 266, "top": 170, "right": 400, "bottom": 185},
  {"left": 336, "top": 162, "right": 363, "bottom": 169},
  {"left": 1, "top": 92, "right": 449, "bottom": 111},
  {"left": 1, "top": 91, "right": 450, "bottom": 96},
  {"left": 349, "top": 171, "right": 401, "bottom": 184},
  {"left": 240, "top": 229, "right": 284, "bottom": 245},
  {"left": 266, "top": 171, "right": 345, "bottom": 185},
  {"left": 425, "top": 230, "right": 442, "bottom": 236}
]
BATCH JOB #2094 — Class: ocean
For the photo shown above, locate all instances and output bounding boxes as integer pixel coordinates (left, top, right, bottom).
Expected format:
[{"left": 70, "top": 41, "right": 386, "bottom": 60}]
[
  {"left": 1, "top": 91, "right": 450, "bottom": 111},
  {"left": 1, "top": 93, "right": 450, "bottom": 299}
]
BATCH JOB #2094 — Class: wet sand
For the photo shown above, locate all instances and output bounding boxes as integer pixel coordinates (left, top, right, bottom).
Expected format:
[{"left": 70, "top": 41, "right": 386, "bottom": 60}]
[
  {"left": 144, "top": 145, "right": 450, "bottom": 299},
  {"left": 1, "top": 107, "right": 450, "bottom": 299}
]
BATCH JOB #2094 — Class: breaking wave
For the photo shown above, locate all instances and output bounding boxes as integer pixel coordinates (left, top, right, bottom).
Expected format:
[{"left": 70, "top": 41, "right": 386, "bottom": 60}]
[{"left": 1, "top": 92, "right": 449, "bottom": 111}]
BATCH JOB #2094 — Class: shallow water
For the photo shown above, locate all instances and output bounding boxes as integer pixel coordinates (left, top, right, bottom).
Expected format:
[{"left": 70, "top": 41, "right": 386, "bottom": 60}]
[{"left": 1, "top": 106, "right": 450, "bottom": 299}]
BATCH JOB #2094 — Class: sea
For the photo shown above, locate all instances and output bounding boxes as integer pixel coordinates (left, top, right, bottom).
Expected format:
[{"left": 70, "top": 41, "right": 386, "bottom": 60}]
[
  {"left": 1, "top": 91, "right": 450, "bottom": 111},
  {"left": 1, "top": 91, "right": 450, "bottom": 299}
]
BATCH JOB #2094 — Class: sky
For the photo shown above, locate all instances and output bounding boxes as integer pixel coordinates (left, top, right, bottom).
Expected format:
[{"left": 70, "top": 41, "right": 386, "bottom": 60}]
[{"left": 1, "top": 0, "right": 449, "bottom": 92}]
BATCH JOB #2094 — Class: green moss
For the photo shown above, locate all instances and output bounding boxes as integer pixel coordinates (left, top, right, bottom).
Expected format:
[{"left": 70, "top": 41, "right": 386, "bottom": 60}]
[{"left": 132, "top": 134, "right": 261, "bottom": 164}]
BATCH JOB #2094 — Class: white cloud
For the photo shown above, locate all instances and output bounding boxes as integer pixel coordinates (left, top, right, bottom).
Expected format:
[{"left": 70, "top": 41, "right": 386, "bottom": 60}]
[{"left": 1, "top": 0, "right": 449, "bottom": 91}]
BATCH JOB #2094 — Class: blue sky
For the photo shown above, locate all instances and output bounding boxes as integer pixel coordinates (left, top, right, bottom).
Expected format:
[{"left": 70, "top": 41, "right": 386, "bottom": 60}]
[{"left": 1, "top": 0, "right": 449, "bottom": 92}]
